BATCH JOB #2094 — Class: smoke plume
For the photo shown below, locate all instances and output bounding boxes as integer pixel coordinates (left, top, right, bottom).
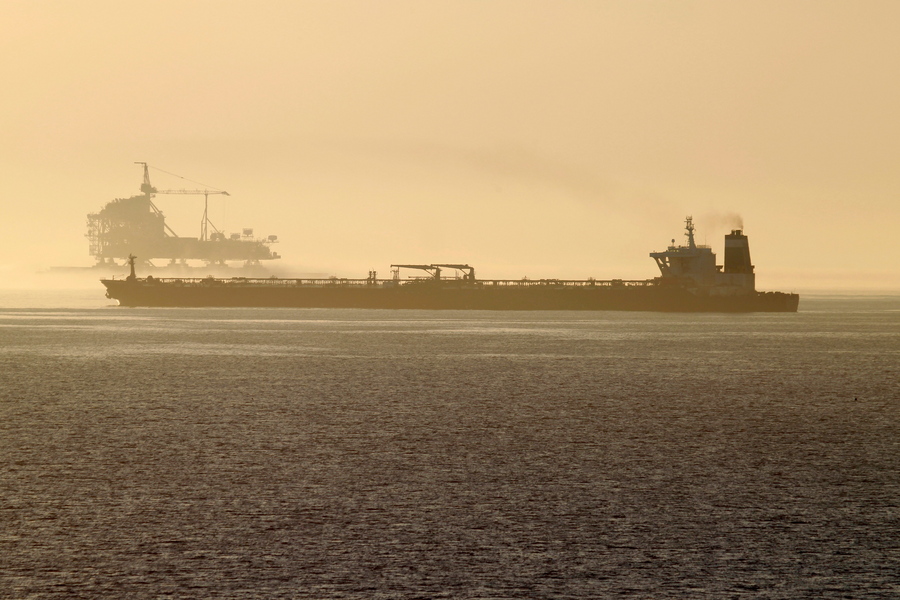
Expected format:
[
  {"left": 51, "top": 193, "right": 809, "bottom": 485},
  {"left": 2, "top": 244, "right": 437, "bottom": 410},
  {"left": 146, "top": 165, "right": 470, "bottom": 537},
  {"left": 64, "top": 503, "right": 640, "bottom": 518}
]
[{"left": 697, "top": 211, "right": 744, "bottom": 239}]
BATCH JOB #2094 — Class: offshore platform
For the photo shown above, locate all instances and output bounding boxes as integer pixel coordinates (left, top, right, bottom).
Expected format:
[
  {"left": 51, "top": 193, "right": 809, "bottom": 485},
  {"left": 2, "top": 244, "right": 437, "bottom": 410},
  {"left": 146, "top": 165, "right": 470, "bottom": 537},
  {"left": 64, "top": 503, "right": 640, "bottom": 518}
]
[{"left": 86, "top": 163, "right": 280, "bottom": 270}]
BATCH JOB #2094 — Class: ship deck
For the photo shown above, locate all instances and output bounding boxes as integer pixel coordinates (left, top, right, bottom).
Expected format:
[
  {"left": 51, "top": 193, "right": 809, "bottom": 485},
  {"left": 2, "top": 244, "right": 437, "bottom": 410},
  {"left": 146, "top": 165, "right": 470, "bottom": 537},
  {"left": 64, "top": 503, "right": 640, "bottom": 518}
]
[{"left": 103, "top": 276, "right": 658, "bottom": 289}]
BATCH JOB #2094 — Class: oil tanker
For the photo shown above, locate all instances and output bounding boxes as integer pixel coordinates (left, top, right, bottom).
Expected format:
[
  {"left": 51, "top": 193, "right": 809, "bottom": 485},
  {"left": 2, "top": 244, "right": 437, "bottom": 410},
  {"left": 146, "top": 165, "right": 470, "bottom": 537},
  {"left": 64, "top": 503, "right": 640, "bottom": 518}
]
[{"left": 101, "top": 218, "right": 799, "bottom": 312}]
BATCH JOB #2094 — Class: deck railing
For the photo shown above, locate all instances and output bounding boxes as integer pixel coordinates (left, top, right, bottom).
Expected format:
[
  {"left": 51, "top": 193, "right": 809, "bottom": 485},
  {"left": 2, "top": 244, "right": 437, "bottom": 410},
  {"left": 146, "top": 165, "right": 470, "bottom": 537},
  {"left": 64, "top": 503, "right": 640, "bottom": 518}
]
[{"left": 111, "top": 276, "right": 657, "bottom": 289}]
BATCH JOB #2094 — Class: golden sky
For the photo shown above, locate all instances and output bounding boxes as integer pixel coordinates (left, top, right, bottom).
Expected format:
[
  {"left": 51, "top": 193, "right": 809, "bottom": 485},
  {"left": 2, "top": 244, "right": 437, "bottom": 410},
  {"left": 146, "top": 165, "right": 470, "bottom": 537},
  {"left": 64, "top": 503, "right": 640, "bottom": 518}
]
[{"left": 2, "top": 1, "right": 898, "bottom": 291}]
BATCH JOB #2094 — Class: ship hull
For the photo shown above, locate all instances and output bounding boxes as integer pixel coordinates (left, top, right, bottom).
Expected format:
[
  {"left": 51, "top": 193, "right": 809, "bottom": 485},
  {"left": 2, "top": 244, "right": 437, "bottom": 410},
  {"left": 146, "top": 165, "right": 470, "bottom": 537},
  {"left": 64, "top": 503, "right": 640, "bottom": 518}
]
[{"left": 101, "top": 279, "right": 799, "bottom": 312}]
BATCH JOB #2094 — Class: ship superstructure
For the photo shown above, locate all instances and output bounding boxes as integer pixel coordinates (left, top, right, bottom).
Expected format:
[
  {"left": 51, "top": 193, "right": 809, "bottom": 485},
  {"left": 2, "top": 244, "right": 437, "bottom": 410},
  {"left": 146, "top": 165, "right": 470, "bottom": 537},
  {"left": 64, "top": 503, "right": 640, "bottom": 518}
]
[
  {"left": 86, "top": 163, "right": 280, "bottom": 268},
  {"left": 650, "top": 216, "right": 755, "bottom": 296}
]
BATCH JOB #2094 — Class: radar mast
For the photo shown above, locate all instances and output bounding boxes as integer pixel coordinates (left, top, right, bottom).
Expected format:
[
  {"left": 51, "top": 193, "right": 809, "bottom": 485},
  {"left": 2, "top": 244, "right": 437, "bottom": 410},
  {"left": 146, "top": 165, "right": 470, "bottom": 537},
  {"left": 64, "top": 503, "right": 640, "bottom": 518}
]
[{"left": 685, "top": 216, "right": 696, "bottom": 249}]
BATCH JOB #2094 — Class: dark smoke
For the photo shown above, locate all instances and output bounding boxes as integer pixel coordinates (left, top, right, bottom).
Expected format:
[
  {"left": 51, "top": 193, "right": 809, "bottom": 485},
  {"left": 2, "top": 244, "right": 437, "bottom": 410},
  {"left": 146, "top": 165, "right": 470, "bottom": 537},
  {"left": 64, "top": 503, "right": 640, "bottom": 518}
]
[{"left": 697, "top": 211, "right": 744, "bottom": 239}]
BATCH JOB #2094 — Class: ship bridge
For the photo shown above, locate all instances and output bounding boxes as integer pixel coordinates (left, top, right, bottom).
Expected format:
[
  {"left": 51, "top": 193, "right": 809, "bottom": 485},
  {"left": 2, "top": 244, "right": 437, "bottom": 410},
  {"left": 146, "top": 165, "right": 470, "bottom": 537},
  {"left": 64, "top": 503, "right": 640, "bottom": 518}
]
[{"left": 650, "top": 216, "right": 717, "bottom": 285}]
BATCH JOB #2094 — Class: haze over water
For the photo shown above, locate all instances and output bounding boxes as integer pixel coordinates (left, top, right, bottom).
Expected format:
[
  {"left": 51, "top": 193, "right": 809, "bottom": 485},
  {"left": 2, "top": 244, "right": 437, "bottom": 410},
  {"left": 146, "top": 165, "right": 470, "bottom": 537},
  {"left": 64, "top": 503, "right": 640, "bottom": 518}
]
[
  {"left": 2, "top": 1, "right": 899, "bottom": 292},
  {"left": 2, "top": 295, "right": 898, "bottom": 598}
]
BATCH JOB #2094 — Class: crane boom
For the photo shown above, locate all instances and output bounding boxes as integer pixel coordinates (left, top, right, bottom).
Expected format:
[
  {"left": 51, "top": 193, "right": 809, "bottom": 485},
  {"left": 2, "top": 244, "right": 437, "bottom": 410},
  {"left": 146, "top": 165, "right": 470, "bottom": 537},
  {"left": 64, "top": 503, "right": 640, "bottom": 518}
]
[
  {"left": 391, "top": 264, "right": 442, "bottom": 280},
  {"left": 154, "top": 189, "right": 230, "bottom": 196},
  {"left": 432, "top": 264, "right": 476, "bottom": 282}
]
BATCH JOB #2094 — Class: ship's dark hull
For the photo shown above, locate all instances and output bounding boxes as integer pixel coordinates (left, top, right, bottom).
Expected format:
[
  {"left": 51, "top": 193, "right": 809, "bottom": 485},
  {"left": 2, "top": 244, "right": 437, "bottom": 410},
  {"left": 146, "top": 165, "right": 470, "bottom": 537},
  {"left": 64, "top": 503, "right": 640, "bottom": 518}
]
[{"left": 102, "top": 279, "right": 799, "bottom": 312}]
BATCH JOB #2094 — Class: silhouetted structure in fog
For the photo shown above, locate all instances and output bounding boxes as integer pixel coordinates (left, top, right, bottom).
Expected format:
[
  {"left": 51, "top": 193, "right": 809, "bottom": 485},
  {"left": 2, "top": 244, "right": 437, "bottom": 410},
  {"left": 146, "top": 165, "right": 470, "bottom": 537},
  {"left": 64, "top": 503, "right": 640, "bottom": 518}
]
[{"left": 86, "top": 163, "right": 279, "bottom": 268}]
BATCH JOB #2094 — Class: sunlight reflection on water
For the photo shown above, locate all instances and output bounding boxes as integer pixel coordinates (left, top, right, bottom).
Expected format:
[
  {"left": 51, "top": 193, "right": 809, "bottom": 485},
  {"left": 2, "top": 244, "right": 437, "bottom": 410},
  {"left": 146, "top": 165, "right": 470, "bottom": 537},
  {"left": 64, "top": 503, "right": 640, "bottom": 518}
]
[{"left": 0, "top": 296, "right": 897, "bottom": 598}]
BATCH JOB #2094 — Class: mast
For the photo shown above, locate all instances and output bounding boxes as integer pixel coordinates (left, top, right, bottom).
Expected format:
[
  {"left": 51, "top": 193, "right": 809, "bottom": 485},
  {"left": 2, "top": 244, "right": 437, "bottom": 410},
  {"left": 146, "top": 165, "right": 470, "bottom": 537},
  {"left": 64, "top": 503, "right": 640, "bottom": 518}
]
[
  {"left": 126, "top": 254, "right": 137, "bottom": 281},
  {"left": 685, "top": 216, "right": 696, "bottom": 249}
]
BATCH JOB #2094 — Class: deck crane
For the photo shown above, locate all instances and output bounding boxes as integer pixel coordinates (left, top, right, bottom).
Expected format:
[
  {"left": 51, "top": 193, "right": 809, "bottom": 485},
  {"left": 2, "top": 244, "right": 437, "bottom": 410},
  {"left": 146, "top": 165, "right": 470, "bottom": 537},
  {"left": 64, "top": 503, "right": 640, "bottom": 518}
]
[
  {"left": 135, "top": 162, "right": 230, "bottom": 241},
  {"left": 431, "top": 264, "right": 476, "bottom": 282},
  {"left": 391, "top": 264, "right": 442, "bottom": 280}
]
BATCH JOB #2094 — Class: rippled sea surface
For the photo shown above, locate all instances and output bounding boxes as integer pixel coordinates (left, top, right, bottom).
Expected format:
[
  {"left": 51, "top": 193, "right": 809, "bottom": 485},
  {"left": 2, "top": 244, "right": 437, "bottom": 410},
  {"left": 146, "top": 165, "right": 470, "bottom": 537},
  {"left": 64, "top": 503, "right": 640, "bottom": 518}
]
[{"left": 1, "top": 292, "right": 898, "bottom": 599}]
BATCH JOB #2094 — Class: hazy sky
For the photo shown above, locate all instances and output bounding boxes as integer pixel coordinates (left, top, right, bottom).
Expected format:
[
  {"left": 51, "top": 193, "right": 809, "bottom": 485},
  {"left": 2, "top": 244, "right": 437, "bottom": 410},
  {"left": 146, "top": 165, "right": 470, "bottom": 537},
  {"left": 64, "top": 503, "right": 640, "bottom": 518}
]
[{"left": 2, "top": 1, "right": 898, "bottom": 291}]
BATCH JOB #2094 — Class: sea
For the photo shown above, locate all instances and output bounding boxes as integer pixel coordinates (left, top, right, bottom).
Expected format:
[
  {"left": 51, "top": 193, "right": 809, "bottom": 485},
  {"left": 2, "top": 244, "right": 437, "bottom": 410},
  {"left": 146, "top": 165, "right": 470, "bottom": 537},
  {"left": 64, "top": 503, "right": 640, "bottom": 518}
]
[{"left": 1, "top": 290, "right": 898, "bottom": 599}]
